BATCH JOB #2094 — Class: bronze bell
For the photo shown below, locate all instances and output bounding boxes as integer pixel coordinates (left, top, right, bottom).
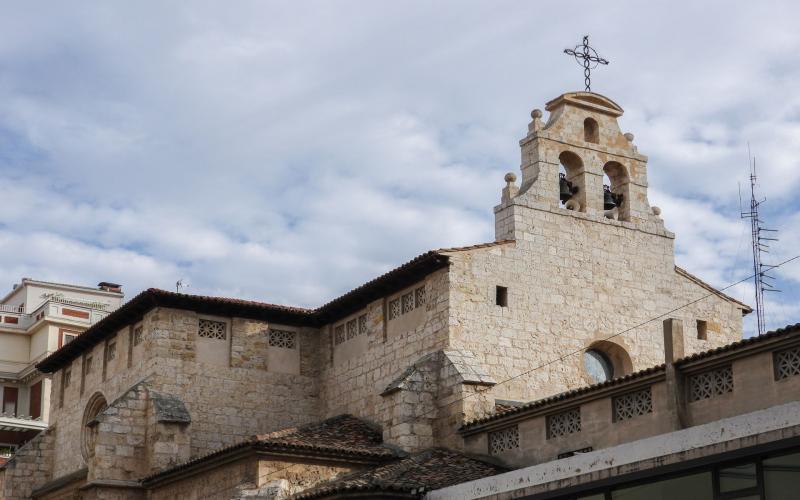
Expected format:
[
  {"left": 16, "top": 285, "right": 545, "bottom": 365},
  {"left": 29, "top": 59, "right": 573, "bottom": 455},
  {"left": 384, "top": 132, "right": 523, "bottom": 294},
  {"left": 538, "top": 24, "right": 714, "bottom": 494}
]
[
  {"left": 559, "top": 173, "right": 575, "bottom": 203},
  {"left": 603, "top": 185, "right": 616, "bottom": 210},
  {"left": 604, "top": 185, "right": 624, "bottom": 210}
]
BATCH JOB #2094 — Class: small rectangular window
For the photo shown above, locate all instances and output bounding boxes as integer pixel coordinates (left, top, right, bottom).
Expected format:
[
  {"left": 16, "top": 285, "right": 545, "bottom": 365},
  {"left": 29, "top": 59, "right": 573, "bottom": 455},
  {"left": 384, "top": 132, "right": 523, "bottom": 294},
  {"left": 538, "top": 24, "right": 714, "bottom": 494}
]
[
  {"left": 85, "top": 355, "right": 93, "bottom": 375},
  {"left": 64, "top": 369, "right": 72, "bottom": 388},
  {"left": 496, "top": 286, "right": 508, "bottom": 307},
  {"left": 696, "top": 320, "right": 708, "bottom": 340}
]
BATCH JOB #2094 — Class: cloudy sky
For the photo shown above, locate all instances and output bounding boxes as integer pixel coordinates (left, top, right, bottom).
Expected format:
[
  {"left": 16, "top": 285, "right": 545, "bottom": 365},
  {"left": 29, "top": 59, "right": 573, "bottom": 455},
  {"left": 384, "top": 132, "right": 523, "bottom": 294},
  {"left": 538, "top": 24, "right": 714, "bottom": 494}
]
[{"left": 1, "top": 1, "right": 798, "bottom": 336}]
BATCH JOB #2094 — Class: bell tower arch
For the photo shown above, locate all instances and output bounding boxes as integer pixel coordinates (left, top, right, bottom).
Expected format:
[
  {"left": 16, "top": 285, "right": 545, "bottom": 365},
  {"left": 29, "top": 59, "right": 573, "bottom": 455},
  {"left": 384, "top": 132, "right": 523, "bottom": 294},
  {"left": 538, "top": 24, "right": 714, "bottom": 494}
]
[{"left": 495, "top": 92, "right": 666, "bottom": 241}]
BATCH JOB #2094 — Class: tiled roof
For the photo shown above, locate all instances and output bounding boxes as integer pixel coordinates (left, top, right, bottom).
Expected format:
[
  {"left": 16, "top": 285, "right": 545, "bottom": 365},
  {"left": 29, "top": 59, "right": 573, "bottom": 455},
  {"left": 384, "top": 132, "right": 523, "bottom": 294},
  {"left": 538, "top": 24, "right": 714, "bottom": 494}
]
[
  {"left": 142, "top": 415, "right": 398, "bottom": 485},
  {"left": 38, "top": 242, "right": 515, "bottom": 373},
  {"left": 675, "top": 323, "right": 800, "bottom": 365},
  {"left": 460, "top": 364, "right": 666, "bottom": 432},
  {"left": 461, "top": 323, "right": 800, "bottom": 432},
  {"left": 293, "top": 448, "right": 507, "bottom": 499},
  {"left": 254, "top": 414, "right": 396, "bottom": 459}
]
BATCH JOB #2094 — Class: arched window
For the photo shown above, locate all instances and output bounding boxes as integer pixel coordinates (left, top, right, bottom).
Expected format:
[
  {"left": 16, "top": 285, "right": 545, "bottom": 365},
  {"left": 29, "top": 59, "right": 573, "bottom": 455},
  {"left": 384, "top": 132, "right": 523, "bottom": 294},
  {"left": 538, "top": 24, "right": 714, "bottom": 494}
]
[
  {"left": 583, "top": 341, "right": 632, "bottom": 384},
  {"left": 584, "top": 349, "right": 613, "bottom": 383},
  {"left": 81, "top": 392, "right": 107, "bottom": 460},
  {"left": 558, "top": 151, "right": 584, "bottom": 211},
  {"left": 602, "top": 161, "right": 630, "bottom": 221},
  {"left": 584, "top": 117, "right": 599, "bottom": 143}
]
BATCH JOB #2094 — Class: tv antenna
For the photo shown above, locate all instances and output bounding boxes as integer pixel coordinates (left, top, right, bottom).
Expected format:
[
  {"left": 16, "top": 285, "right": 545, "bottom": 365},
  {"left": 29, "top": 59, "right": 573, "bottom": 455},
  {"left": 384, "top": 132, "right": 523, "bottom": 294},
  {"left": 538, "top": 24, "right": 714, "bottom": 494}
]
[
  {"left": 176, "top": 279, "right": 189, "bottom": 293},
  {"left": 740, "top": 151, "right": 780, "bottom": 336}
]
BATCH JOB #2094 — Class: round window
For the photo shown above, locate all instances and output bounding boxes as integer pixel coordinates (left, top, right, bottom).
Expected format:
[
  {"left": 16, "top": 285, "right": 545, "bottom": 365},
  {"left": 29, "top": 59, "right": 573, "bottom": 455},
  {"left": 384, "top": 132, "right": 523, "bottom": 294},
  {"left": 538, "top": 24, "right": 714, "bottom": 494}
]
[{"left": 584, "top": 349, "right": 614, "bottom": 384}]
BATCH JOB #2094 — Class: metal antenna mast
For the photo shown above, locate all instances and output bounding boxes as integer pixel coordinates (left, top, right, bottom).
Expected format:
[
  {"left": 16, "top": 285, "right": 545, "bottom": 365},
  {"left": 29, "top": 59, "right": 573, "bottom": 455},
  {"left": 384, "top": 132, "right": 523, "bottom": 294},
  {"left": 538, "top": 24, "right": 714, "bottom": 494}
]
[{"left": 740, "top": 155, "right": 780, "bottom": 335}]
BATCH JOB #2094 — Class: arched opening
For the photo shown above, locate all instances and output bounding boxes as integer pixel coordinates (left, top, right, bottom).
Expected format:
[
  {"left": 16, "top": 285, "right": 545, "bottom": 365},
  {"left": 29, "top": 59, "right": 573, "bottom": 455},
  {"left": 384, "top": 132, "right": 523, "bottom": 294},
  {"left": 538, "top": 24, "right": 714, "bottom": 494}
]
[
  {"left": 583, "top": 340, "right": 633, "bottom": 384},
  {"left": 558, "top": 151, "right": 585, "bottom": 211},
  {"left": 602, "top": 161, "right": 631, "bottom": 221},
  {"left": 81, "top": 392, "right": 107, "bottom": 460},
  {"left": 584, "top": 117, "right": 599, "bottom": 143}
]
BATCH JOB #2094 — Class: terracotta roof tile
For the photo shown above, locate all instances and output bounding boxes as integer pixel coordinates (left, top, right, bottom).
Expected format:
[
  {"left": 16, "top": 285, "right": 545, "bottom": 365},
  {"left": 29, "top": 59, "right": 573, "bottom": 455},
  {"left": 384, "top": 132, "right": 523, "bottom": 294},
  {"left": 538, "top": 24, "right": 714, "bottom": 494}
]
[
  {"left": 254, "top": 414, "right": 396, "bottom": 458},
  {"left": 293, "top": 448, "right": 507, "bottom": 499},
  {"left": 142, "top": 415, "right": 398, "bottom": 485}
]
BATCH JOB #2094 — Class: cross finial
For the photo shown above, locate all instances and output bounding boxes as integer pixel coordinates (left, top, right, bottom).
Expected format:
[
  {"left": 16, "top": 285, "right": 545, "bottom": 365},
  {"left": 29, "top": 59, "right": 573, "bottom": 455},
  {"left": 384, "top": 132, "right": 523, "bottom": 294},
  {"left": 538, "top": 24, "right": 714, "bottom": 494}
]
[{"left": 564, "top": 35, "right": 609, "bottom": 92}]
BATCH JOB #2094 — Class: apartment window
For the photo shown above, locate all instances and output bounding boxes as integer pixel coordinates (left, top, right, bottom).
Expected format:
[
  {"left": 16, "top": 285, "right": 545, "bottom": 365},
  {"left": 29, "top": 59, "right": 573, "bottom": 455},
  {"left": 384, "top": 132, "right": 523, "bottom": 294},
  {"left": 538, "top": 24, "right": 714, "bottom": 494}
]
[
  {"left": 64, "top": 369, "right": 72, "bottom": 388},
  {"left": 496, "top": 286, "right": 508, "bottom": 307},
  {"left": 697, "top": 320, "right": 708, "bottom": 340},
  {"left": 29, "top": 381, "right": 42, "bottom": 420},
  {"left": 59, "top": 329, "right": 80, "bottom": 348},
  {"left": 2, "top": 387, "right": 18, "bottom": 417},
  {"left": 106, "top": 341, "right": 117, "bottom": 362}
]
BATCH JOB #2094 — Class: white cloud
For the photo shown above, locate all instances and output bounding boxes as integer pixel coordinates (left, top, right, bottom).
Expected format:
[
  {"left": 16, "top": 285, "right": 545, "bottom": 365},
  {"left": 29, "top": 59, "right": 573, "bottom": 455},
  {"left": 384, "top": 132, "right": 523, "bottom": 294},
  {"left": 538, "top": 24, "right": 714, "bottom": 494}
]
[{"left": 0, "top": 1, "right": 798, "bottom": 333}]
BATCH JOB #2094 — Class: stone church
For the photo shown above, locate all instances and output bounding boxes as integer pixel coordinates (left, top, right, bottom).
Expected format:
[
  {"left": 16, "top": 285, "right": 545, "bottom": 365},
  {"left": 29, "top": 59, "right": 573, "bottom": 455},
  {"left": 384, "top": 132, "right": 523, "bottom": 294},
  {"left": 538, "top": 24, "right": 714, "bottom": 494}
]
[{"left": 0, "top": 91, "right": 751, "bottom": 499}]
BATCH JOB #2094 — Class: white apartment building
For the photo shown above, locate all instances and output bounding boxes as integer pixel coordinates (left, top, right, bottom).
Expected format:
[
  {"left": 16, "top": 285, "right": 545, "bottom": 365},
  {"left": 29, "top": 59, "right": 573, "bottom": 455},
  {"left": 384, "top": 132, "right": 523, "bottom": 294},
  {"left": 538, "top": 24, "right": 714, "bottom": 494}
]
[{"left": 0, "top": 279, "right": 123, "bottom": 462}]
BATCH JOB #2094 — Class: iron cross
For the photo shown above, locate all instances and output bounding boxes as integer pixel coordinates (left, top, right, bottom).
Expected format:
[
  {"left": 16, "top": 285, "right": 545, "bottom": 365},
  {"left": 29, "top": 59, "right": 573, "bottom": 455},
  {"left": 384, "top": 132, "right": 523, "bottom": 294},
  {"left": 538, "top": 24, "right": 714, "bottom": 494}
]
[{"left": 564, "top": 35, "right": 609, "bottom": 92}]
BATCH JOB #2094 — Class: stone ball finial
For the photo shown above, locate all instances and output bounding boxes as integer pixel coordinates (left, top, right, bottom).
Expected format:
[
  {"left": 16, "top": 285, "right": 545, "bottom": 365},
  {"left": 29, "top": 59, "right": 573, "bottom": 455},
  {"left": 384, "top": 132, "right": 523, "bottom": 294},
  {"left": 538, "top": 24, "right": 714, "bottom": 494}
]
[
  {"left": 652, "top": 206, "right": 661, "bottom": 216},
  {"left": 624, "top": 132, "right": 635, "bottom": 142},
  {"left": 504, "top": 172, "right": 517, "bottom": 184},
  {"left": 531, "top": 109, "right": 543, "bottom": 119}
]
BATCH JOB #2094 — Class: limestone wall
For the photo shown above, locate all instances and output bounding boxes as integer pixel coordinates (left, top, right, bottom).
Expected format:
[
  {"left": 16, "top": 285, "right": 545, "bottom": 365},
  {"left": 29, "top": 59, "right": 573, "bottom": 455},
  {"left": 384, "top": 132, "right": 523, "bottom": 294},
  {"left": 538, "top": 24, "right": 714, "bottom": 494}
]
[
  {"left": 445, "top": 223, "right": 743, "bottom": 410},
  {"left": 0, "top": 429, "right": 54, "bottom": 500},
  {"left": 47, "top": 306, "right": 322, "bottom": 483},
  {"left": 318, "top": 269, "right": 452, "bottom": 442}
]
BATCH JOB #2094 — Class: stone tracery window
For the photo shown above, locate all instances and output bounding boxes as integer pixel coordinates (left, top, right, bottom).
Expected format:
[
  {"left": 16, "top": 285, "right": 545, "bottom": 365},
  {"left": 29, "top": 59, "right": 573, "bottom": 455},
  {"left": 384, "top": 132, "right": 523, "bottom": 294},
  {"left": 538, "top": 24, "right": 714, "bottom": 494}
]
[
  {"left": 389, "top": 299, "right": 401, "bottom": 320},
  {"left": 133, "top": 325, "right": 144, "bottom": 346},
  {"left": 488, "top": 425, "right": 520, "bottom": 455},
  {"left": 613, "top": 387, "right": 653, "bottom": 422},
  {"left": 402, "top": 292, "right": 415, "bottom": 314},
  {"left": 198, "top": 319, "right": 227, "bottom": 340},
  {"left": 268, "top": 329, "right": 297, "bottom": 350},
  {"left": 547, "top": 408, "right": 581, "bottom": 439},
  {"left": 334, "top": 325, "right": 345, "bottom": 345},
  {"left": 689, "top": 366, "right": 733, "bottom": 402},
  {"left": 775, "top": 347, "right": 800, "bottom": 380}
]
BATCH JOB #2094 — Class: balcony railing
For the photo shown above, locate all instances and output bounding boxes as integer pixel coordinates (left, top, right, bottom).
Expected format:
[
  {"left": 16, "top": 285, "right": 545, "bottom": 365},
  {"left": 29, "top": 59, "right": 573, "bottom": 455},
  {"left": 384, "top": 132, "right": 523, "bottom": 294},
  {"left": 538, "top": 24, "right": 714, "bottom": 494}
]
[
  {"left": 0, "top": 298, "right": 111, "bottom": 331},
  {"left": 0, "top": 304, "right": 23, "bottom": 313}
]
